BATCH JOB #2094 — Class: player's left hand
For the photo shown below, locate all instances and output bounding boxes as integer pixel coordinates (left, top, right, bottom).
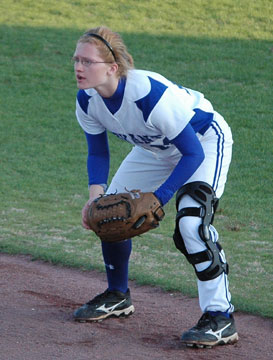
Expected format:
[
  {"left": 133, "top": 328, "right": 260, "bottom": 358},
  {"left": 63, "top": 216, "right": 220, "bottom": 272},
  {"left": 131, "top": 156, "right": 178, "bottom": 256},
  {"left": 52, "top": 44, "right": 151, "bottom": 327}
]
[{"left": 86, "top": 190, "right": 165, "bottom": 242}]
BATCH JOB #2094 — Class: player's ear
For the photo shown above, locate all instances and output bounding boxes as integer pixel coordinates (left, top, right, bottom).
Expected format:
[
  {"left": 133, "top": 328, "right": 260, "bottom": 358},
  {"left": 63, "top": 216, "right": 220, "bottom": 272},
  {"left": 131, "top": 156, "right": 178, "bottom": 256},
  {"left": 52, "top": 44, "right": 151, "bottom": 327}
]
[{"left": 107, "top": 62, "right": 119, "bottom": 76}]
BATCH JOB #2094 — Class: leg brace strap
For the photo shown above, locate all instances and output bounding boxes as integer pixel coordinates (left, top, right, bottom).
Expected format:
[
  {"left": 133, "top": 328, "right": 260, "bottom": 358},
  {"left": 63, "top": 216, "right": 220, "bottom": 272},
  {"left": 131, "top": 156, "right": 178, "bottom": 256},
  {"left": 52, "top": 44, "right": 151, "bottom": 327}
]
[{"left": 173, "top": 181, "right": 228, "bottom": 281}]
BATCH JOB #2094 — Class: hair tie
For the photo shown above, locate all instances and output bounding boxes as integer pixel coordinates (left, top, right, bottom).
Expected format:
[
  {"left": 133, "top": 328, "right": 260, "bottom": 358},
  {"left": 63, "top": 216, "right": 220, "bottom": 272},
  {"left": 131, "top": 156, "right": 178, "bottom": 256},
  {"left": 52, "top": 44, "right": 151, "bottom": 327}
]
[{"left": 86, "top": 33, "right": 117, "bottom": 61}]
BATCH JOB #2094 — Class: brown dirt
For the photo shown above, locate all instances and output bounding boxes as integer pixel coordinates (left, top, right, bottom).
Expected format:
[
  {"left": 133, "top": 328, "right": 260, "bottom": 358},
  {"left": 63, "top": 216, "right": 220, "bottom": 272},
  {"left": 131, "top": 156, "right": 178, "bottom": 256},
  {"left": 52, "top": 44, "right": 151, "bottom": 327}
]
[{"left": 0, "top": 253, "right": 272, "bottom": 360}]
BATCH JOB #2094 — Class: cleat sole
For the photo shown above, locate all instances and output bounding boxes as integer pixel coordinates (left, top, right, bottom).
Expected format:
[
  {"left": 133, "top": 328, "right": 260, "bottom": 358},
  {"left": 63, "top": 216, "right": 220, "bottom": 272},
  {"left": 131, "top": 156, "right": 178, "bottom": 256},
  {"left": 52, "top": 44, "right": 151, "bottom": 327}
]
[
  {"left": 74, "top": 305, "right": 135, "bottom": 322},
  {"left": 183, "top": 332, "right": 239, "bottom": 348}
]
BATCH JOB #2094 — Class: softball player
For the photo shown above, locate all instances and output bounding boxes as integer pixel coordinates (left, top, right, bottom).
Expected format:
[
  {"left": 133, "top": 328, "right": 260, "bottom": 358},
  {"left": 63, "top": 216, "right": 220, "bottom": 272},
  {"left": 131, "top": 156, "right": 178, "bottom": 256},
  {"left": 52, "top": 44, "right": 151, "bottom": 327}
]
[{"left": 72, "top": 26, "right": 238, "bottom": 348}]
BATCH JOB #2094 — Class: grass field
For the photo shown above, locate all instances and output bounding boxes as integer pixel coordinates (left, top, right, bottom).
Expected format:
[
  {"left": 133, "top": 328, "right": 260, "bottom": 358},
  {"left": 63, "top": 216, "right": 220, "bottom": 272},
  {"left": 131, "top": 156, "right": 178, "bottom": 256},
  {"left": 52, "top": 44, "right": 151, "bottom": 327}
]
[{"left": 0, "top": 0, "right": 272, "bottom": 318}]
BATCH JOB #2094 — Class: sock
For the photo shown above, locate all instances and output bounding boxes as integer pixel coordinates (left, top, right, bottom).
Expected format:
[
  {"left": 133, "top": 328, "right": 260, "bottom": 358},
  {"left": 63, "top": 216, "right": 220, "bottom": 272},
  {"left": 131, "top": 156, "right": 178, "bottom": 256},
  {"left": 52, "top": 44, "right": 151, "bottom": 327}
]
[
  {"left": 101, "top": 239, "right": 132, "bottom": 294},
  {"left": 208, "top": 311, "right": 231, "bottom": 318}
]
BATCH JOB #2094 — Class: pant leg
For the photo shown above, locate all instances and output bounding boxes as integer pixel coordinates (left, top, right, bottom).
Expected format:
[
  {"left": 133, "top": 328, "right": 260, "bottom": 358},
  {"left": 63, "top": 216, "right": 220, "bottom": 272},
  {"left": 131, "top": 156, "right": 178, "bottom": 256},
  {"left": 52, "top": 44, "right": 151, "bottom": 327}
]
[{"left": 178, "top": 113, "right": 234, "bottom": 313}]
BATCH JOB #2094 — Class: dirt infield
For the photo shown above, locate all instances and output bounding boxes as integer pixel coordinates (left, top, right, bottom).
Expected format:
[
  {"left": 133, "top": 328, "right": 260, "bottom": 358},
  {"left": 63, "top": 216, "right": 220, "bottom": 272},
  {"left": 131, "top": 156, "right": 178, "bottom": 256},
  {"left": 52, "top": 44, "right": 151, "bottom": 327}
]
[{"left": 0, "top": 253, "right": 272, "bottom": 360}]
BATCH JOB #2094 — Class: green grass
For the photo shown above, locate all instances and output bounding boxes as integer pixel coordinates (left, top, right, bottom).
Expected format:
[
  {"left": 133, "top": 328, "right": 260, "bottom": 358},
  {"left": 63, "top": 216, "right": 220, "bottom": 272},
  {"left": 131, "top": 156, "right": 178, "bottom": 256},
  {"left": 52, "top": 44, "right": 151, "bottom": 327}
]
[{"left": 0, "top": 0, "right": 272, "bottom": 318}]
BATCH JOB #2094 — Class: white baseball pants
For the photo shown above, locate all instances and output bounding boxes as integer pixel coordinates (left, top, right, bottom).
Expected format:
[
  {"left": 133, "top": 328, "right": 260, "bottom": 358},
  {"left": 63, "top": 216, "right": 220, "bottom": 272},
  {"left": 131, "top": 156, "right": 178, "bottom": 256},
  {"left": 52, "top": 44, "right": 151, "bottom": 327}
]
[{"left": 107, "top": 113, "right": 234, "bottom": 313}]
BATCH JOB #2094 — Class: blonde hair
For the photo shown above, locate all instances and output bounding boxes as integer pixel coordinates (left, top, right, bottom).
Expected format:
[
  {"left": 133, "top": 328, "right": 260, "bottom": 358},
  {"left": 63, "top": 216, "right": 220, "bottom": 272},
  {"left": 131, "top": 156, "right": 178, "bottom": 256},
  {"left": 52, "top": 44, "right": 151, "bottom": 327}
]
[{"left": 78, "top": 26, "right": 134, "bottom": 78}]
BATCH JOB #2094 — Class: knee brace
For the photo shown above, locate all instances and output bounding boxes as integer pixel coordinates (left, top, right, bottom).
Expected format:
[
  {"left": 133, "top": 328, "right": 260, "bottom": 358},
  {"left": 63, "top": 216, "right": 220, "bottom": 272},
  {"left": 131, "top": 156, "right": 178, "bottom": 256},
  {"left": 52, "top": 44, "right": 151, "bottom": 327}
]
[{"left": 173, "top": 181, "right": 228, "bottom": 281}]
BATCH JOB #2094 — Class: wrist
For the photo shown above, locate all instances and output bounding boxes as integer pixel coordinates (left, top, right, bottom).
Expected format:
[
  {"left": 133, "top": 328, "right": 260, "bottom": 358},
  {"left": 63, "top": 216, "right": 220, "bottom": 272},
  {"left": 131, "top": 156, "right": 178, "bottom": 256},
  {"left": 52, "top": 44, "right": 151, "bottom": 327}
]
[
  {"left": 88, "top": 183, "right": 107, "bottom": 192},
  {"left": 88, "top": 184, "right": 107, "bottom": 202}
]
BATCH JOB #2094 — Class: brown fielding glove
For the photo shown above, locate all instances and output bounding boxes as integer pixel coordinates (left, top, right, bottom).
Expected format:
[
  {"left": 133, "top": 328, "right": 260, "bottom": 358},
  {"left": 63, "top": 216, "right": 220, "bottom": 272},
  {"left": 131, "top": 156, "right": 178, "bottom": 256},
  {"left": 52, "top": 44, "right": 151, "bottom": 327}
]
[{"left": 86, "top": 190, "right": 165, "bottom": 242}]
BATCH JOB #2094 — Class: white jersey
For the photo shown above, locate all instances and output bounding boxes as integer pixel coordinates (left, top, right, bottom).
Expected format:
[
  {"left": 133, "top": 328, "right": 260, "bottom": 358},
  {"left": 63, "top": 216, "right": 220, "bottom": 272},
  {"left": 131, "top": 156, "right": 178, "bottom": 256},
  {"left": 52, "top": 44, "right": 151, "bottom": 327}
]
[{"left": 76, "top": 69, "right": 215, "bottom": 158}]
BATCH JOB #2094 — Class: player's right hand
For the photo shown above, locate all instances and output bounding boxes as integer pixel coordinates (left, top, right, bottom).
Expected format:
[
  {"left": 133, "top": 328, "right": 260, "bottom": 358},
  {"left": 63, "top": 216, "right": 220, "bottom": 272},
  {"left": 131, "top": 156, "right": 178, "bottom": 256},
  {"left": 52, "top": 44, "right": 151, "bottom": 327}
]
[
  {"left": 82, "top": 184, "right": 106, "bottom": 230},
  {"left": 82, "top": 199, "right": 93, "bottom": 230}
]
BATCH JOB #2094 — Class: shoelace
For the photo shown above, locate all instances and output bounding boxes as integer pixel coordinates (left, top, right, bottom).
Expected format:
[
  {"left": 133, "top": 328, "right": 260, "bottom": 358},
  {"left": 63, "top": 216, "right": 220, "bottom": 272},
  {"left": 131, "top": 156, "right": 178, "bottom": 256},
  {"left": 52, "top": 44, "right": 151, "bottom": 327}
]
[
  {"left": 86, "top": 290, "right": 110, "bottom": 305},
  {"left": 196, "top": 313, "right": 218, "bottom": 331}
]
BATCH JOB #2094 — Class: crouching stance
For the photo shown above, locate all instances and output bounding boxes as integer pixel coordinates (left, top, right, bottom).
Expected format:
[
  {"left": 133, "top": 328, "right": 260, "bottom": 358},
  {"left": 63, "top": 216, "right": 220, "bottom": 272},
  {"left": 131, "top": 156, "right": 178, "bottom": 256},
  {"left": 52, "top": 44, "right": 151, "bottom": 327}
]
[{"left": 71, "top": 26, "right": 238, "bottom": 348}]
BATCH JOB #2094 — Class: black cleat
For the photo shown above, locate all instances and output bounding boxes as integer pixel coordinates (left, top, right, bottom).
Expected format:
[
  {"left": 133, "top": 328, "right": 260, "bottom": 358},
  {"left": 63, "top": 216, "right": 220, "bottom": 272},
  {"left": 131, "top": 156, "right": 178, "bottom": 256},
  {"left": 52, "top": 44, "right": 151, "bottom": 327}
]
[
  {"left": 181, "top": 312, "right": 239, "bottom": 348},
  {"left": 73, "top": 289, "right": 135, "bottom": 322}
]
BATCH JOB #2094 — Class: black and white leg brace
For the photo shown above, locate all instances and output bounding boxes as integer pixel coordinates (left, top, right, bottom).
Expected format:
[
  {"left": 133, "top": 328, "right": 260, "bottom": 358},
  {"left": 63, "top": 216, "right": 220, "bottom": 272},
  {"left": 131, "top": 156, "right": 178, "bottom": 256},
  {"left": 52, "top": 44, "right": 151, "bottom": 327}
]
[{"left": 173, "top": 181, "right": 229, "bottom": 281}]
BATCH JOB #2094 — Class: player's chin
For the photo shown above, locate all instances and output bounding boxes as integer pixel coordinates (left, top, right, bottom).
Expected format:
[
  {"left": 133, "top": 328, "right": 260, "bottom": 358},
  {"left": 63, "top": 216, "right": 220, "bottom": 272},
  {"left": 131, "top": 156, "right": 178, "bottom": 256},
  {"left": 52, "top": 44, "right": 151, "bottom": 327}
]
[
  {"left": 76, "top": 81, "right": 88, "bottom": 89},
  {"left": 76, "top": 77, "right": 89, "bottom": 89}
]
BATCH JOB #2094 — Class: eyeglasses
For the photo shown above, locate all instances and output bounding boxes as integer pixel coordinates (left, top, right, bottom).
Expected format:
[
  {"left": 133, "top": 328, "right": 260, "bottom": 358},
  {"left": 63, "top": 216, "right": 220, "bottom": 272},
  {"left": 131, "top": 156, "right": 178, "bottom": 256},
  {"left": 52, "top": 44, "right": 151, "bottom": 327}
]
[{"left": 71, "top": 56, "right": 113, "bottom": 67}]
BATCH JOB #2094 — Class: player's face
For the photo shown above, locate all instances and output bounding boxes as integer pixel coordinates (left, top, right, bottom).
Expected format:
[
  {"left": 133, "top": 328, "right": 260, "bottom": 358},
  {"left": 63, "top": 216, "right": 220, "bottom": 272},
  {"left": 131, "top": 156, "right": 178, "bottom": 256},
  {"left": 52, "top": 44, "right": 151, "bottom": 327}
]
[{"left": 73, "top": 42, "right": 116, "bottom": 94}]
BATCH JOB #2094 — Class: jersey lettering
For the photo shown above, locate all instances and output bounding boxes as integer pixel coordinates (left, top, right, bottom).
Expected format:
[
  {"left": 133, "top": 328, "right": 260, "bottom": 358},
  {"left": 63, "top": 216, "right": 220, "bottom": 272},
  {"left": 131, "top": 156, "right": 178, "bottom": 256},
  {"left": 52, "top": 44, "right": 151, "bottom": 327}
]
[{"left": 112, "top": 132, "right": 170, "bottom": 150}]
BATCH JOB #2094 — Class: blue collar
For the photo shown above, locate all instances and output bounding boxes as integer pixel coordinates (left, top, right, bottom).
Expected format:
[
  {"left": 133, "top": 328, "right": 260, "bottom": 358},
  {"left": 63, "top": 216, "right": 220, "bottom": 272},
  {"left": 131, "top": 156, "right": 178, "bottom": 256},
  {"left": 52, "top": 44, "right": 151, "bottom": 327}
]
[{"left": 102, "top": 77, "right": 126, "bottom": 114}]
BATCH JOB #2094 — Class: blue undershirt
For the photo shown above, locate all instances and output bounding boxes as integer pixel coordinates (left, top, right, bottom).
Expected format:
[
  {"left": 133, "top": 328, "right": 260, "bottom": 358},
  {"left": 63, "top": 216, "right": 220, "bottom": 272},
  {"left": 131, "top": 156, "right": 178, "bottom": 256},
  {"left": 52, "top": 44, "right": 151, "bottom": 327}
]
[{"left": 101, "top": 77, "right": 126, "bottom": 114}]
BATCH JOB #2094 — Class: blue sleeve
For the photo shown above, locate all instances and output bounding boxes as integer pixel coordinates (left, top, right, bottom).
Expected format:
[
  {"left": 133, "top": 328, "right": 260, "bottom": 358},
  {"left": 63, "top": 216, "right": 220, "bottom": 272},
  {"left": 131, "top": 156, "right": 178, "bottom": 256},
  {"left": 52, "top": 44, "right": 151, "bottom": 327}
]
[
  {"left": 154, "top": 123, "right": 205, "bottom": 205},
  {"left": 85, "top": 131, "right": 110, "bottom": 186}
]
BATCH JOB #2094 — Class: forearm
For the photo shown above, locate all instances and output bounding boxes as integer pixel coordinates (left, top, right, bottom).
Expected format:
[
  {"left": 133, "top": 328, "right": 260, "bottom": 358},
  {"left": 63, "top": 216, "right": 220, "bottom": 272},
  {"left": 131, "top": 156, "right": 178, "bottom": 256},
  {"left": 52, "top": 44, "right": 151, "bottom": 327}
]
[
  {"left": 154, "top": 153, "right": 204, "bottom": 205},
  {"left": 154, "top": 123, "right": 205, "bottom": 206},
  {"left": 85, "top": 130, "right": 110, "bottom": 189}
]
